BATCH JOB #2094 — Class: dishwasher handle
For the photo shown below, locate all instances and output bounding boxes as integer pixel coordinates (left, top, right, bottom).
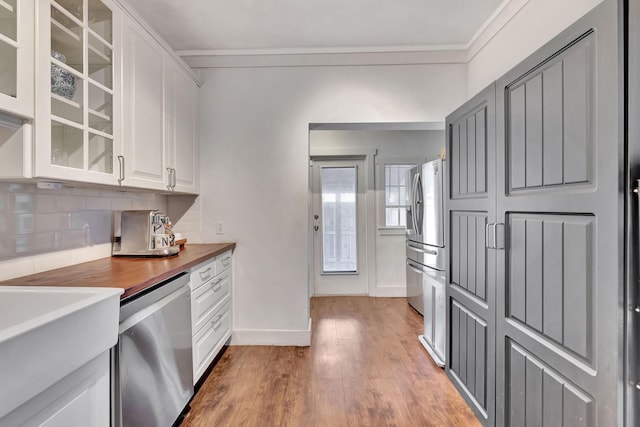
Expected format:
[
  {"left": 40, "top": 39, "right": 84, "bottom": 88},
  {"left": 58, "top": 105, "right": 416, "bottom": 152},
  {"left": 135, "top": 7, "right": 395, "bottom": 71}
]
[{"left": 119, "top": 283, "right": 188, "bottom": 334}]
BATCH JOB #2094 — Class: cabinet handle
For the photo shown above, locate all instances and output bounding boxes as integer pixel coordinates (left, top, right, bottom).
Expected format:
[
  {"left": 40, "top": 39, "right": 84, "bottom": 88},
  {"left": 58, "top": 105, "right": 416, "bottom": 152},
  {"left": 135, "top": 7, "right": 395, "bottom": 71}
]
[
  {"left": 211, "top": 314, "right": 223, "bottom": 330},
  {"left": 172, "top": 168, "right": 177, "bottom": 189},
  {"left": 221, "top": 256, "right": 231, "bottom": 265},
  {"left": 199, "top": 267, "right": 212, "bottom": 281},
  {"left": 166, "top": 167, "right": 173, "bottom": 190},
  {"left": 117, "top": 156, "right": 125, "bottom": 185},
  {"left": 212, "top": 277, "right": 223, "bottom": 291}
]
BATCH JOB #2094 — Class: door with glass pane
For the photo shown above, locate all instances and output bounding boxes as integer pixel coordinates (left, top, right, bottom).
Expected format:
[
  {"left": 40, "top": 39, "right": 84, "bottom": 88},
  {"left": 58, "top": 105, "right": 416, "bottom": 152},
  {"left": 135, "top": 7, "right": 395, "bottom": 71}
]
[
  {"left": 311, "top": 159, "right": 368, "bottom": 295},
  {"left": 34, "top": 0, "right": 121, "bottom": 184}
]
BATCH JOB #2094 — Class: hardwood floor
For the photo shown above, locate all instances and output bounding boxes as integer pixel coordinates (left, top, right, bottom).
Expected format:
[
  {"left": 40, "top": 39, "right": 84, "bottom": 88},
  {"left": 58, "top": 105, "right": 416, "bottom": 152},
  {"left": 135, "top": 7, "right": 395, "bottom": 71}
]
[{"left": 181, "top": 297, "right": 480, "bottom": 427}]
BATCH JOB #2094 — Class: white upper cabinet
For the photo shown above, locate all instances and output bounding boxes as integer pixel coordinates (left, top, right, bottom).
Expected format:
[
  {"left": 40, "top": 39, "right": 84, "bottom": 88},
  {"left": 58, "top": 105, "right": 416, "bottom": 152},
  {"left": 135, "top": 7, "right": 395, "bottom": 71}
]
[
  {"left": 33, "top": 0, "right": 122, "bottom": 185},
  {"left": 165, "top": 59, "right": 199, "bottom": 194},
  {"left": 0, "top": 0, "right": 34, "bottom": 118},
  {"left": 121, "top": 17, "right": 167, "bottom": 190},
  {"left": 121, "top": 17, "right": 199, "bottom": 194}
]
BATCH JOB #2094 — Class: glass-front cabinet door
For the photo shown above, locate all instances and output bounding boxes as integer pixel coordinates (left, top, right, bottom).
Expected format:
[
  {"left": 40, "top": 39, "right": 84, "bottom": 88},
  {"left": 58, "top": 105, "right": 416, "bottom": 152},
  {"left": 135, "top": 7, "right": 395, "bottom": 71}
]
[
  {"left": 35, "top": 0, "right": 121, "bottom": 184},
  {"left": 0, "top": 0, "right": 34, "bottom": 117}
]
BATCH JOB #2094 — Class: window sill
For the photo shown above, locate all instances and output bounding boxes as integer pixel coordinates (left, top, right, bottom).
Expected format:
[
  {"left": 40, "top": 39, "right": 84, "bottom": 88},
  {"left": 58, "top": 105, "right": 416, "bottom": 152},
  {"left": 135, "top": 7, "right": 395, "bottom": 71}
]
[{"left": 378, "top": 227, "right": 406, "bottom": 236}]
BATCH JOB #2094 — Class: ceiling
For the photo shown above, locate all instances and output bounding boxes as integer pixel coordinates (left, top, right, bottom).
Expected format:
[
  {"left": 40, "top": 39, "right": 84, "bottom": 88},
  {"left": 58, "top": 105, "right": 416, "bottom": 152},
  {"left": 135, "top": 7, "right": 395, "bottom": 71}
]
[{"left": 128, "top": 0, "right": 507, "bottom": 54}]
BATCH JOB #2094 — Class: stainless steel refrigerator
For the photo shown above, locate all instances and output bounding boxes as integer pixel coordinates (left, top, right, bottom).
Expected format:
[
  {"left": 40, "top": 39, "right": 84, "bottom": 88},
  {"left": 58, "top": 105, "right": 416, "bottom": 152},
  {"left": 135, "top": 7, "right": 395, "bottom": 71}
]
[{"left": 406, "top": 158, "right": 446, "bottom": 367}]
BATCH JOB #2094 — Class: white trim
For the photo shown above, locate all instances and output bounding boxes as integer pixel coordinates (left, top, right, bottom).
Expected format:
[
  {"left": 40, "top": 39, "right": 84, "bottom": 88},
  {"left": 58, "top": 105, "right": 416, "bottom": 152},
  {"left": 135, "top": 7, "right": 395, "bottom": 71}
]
[
  {"left": 309, "top": 147, "right": 376, "bottom": 158},
  {"left": 371, "top": 286, "right": 406, "bottom": 297},
  {"left": 231, "top": 318, "right": 312, "bottom": 346},
  {"left": 175, "top": 1, "right": 529, "bottom": 69},
  {"left": 310, "top": 122, "right": 445, "bottom": 131},
  {"left": 181, "top": 49, "right": 467, "bottom": 68},
  {"left": 177, "top": 44, "right": 468, "bottom": 57}
]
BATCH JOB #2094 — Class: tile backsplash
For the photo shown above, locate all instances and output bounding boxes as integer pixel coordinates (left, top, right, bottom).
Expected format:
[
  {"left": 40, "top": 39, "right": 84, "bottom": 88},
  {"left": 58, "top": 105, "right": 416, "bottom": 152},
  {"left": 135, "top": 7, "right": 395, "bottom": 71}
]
[{"left": 0, "top": 182, "right": 170, "bottom": 280}]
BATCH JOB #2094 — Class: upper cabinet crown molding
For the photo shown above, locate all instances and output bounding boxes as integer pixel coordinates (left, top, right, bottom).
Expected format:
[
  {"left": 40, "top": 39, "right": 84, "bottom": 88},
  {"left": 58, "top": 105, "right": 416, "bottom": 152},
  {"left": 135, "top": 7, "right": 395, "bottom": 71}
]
[{"left": 111, "top": 0, "right": 202, "bottom": 87}]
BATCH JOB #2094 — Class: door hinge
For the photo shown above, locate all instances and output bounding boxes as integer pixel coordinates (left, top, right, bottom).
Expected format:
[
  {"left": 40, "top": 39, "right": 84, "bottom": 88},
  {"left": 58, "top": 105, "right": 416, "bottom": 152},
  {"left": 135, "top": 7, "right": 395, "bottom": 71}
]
[{"left": 485, "top": 223, "right": 505, "bottom": 250}]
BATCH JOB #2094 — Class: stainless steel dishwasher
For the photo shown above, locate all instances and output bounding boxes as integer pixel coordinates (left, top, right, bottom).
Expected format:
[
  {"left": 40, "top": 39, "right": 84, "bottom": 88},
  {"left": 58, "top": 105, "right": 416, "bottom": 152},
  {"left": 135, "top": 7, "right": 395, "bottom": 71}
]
[{"left": 112, "top": 272, "right": 193, "bottom": 427}]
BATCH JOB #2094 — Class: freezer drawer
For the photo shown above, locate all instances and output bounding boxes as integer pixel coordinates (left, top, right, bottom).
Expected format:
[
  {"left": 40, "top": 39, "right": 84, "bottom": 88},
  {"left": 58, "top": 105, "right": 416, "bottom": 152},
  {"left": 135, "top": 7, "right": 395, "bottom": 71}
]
[
  {"left": 406, "top": 259, "right": 425, "bottom": 315},
  {"left": 423, "top": 268, "right": 446, "bottom": 366}
]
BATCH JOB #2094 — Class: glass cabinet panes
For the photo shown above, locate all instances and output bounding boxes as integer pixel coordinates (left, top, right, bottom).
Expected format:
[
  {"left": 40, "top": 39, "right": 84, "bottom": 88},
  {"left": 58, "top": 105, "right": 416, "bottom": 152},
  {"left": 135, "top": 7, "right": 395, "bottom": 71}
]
[
  {"left": 0, "top": 0, "right": 17, "bottom": 40},
  {"left": 0, "top": 41, "right": 16, "bottom": 98},
  {"left": 54, "top": 0, "right": 82, "bottom": 21},
  {"left": 88, "top": 133, "right": 113, "bottom": 173},
  {"left": 51, "top": 121, "right": 83, "bottom": 169},
  {"left": 88, "top": 0, "right": 112, "bottom": 43},
  {"left": 48, "top": 0, "right": 114, "bottom": 176},
  {"left": 88, "top": 82, "right": 112, "bottom": 134},
  {"left": 0, "top": 0, "right": 17, "bottom": 99}
]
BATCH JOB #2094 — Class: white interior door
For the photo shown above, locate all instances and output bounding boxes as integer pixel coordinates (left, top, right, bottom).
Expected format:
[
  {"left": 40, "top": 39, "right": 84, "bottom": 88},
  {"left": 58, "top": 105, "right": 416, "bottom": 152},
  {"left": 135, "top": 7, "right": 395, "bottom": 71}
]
[{"left": 311, "top": 159, "right": 368, "bottom": 295}]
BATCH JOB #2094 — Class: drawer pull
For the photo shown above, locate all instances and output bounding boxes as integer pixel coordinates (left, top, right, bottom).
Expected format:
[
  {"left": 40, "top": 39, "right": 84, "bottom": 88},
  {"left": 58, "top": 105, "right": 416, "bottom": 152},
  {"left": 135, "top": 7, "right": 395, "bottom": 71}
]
[
  {"left": 221, "top": 257, "right": 231, "bottom": 266},
  {"left": 199, "top": 267, "right": 212, "bottom": 281},
  {"left": 212, "top": 281, "right": 223, "bottom": 291},
  {"left": 211, "top": 314, "right": 223, "bottom": 330}
]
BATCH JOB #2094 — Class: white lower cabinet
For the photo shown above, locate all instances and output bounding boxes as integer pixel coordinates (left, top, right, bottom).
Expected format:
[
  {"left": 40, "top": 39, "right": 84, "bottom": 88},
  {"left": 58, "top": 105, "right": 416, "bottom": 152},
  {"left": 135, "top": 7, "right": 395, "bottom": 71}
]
[
  {"left": 0, "top": 352, "right": 110, "bottom": 427},
  {"left": 190, "top": 251, "right": 233, "bottom": 385}
]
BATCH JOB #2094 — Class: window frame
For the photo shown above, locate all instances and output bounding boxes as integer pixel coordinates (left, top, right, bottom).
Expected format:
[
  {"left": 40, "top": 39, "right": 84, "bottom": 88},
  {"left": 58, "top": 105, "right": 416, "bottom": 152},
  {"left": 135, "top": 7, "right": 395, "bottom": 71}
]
[{"left": 376, "top": 157, "right": 425, "bottom": 235}]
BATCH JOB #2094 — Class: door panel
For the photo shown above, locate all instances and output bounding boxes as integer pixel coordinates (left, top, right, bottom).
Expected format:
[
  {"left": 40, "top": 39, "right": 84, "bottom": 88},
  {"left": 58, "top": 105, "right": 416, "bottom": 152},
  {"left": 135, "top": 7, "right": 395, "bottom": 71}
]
[
  {"left": 311, "top": 159, "right": 368, "bottom": 295},
  {"left": 446, "top": 83, "right": 497, "bottom": 425},
  {"left": 495, "top": 1, "right": 621, "bottom": 425}
]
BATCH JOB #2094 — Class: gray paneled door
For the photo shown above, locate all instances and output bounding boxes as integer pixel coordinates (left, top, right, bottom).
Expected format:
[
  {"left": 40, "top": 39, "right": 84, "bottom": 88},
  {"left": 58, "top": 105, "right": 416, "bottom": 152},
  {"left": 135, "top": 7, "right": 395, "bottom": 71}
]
[
  {"left": 446, "top": 83, "right": 497, "bottom": 426},
  {"left": 495, "top": 1, "right": 622, "bottom": 426}
]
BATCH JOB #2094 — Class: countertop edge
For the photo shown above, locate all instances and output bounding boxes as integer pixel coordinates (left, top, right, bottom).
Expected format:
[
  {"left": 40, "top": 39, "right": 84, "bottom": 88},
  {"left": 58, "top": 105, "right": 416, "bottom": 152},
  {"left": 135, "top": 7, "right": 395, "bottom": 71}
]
[{"left": 0, "top": 243, "right": 237, "bottom": 301}]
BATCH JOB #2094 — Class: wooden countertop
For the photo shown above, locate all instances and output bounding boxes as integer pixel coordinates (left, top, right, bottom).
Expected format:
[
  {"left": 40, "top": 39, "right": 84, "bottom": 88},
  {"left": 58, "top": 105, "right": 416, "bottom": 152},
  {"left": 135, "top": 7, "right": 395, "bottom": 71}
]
[{"left": 0, "top": 243, "right": 236, "bottom": 300}]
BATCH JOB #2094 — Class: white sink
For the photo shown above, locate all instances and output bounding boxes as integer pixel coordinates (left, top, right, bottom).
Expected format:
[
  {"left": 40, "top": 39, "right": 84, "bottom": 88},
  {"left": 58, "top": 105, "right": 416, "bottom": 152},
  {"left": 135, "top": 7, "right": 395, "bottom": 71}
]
[{"left": 0, "top": 286, "right": 123, "bottom": 418}]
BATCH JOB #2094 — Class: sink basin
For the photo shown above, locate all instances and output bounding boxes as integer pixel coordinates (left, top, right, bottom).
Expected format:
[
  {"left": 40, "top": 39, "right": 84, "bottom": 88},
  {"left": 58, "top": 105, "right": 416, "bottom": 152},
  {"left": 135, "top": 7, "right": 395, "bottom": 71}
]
[{"left": 0, "top": 286, "right": 123, "bottom": 418}]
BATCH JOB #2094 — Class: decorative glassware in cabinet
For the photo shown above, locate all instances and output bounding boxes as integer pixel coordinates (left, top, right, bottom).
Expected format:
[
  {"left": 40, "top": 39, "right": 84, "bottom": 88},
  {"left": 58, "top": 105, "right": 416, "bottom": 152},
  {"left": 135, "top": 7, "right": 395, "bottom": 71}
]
[{"left": 0, "top": 0, "right": 18, "bottom": 99}]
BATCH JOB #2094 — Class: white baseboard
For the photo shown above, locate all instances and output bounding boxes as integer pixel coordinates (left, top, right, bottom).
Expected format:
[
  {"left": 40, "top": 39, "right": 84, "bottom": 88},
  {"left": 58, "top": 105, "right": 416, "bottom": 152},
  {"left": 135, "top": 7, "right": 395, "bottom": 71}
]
[
  {"left": 372, "top": 286, "right": 406, "bottom": 297},
  {"left": 231, "top": 318, "right": 312, "bottom": 346}
]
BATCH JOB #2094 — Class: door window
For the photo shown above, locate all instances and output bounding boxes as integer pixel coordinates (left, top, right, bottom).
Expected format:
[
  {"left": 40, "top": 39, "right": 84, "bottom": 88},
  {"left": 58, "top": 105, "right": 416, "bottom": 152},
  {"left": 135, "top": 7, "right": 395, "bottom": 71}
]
[{"left": 320, "top": 166, "right": 357, "bottom": 273}]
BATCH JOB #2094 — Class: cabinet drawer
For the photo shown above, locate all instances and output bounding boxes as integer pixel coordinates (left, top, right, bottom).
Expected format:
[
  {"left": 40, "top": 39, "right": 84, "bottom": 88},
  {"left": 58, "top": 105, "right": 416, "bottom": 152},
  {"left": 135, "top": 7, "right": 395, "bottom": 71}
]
[
  {"left": 190, "top": 259, "right": 215, "bottom": 290},
  {"left": 215, "top": 251, "right": 232, "bottom": 274},
  {"left": 192, "top": 299, "right": 232, "bottom": 384},
  {"left": 191, "top": 269, "right": 231, "bottom": 334}
]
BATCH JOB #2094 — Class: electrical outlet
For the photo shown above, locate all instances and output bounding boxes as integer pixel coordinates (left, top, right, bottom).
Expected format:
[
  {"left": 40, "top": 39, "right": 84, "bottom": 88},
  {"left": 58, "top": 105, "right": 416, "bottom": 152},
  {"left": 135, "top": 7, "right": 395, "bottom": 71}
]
[{"left": 216, "top": 221, "right": 224, "bottom": 234}]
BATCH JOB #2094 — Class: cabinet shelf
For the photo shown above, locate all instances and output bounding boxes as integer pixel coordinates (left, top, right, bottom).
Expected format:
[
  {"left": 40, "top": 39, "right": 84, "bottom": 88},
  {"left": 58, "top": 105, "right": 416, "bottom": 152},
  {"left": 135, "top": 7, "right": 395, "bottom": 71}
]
[
  {"left": 88, "top": 44, "right": 111, "bottom": 64},
  {"left": 0, "top": 0, "right": 14, "bottom": 15},
  {"left": 51, "top": 92, "right": 80, "bottom": 109},
  {"left": 51, "top": 17, "right": 81, "bottom": 43}
]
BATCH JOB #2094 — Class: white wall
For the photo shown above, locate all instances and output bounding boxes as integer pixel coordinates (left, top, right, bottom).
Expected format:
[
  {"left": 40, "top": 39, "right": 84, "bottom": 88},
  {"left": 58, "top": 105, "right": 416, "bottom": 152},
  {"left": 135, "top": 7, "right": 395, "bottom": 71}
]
[
  {"left": 198, "top": 64, "right": 466, "bottom": 344},
  {"left": 309, "top": 129, "right": 445, "bottom": 296},
  {"left": 467, "top": 0, "right": 605, "bottom": 97}
]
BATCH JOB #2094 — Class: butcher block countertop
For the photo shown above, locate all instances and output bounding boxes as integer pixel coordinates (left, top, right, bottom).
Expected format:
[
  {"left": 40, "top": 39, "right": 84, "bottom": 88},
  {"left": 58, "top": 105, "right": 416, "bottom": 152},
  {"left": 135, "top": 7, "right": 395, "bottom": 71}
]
[{"left": 0, "top": 243, "right": 236, "bottom": 301}]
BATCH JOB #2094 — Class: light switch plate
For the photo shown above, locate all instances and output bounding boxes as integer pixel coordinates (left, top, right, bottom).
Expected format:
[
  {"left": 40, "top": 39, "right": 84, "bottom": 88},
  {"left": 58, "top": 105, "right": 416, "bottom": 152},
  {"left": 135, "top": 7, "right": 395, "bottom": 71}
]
[{"left": 216, "top": 221, "right": 224, "bottom": 234}]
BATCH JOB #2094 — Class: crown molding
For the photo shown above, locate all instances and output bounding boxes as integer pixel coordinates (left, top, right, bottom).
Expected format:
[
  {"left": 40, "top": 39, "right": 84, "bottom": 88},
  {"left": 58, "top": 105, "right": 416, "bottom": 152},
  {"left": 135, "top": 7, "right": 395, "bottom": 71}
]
[
  {"left": 114, "top": 0, "right": 203, "bottom": 86},
  {"left": 177, "top": 0, "right": 530, "bottom": 69}
]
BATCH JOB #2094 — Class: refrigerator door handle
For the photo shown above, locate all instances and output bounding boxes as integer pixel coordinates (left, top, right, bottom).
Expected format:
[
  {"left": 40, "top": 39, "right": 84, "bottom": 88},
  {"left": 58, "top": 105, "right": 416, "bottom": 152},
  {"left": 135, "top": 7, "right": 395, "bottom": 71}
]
[
  {"left": 407, "top": 242, "right": 438, "bottom": 255},
  {"left": 411, "top": 173, "right": 420, "bottom": 233},
  {"left": 407, "top": 260, "right": 425, "bottom": 274}
]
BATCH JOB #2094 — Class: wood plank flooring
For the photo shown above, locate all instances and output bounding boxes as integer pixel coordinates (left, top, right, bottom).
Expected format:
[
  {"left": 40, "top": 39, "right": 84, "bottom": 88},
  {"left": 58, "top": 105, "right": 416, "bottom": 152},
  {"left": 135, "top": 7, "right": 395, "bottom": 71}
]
[{"left": 180, "top": 297, "right": 480, "bottom": 427}]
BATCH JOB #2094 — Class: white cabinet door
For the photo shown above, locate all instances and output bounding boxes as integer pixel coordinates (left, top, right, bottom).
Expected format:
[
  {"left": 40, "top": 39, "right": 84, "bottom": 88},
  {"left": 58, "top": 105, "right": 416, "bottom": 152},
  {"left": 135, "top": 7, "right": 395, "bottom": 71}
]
[
  {"left": 0, "top": 0, "right": 34, "bottom": 118},
  {"left": 165, "top": 60, "right": 199, "bottom": 194},
  {"left": 121, "top": 18, "right": 168, "bottom": 190},
  {"left": 33, "top": 0, "right": 122, "bottom": 185},
  {"left": 0, "top": 352, "right": 110, "bottom": 427}
]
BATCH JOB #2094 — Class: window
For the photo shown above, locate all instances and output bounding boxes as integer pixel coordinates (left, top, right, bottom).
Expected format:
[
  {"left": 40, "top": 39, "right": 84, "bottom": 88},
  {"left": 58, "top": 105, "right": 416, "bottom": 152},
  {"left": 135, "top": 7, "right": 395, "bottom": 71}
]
[
  {"left": 377, "top": 158, "right": 423, "bottom": 230},
  {"left": 321, "top": 166, "right": 358, "bottom": 273}
]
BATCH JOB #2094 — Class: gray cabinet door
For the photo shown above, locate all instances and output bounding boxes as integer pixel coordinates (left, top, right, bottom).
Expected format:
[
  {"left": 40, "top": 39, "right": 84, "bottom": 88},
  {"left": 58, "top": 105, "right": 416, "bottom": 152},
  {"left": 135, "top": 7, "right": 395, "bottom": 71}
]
[
  {"left": 495, "top": 1, "right": 622, "bottom": 425},
  {"left": 446, "top": 83, "right": 497, "bottom": 426}
]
